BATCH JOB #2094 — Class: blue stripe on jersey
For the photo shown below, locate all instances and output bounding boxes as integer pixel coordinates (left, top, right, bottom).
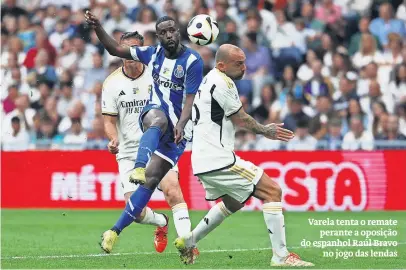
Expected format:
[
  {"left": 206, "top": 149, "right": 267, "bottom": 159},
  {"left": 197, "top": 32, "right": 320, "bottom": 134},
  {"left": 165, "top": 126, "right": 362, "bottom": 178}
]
[{"left": 139, "top": 45, "right": 203, "bottom": 125}]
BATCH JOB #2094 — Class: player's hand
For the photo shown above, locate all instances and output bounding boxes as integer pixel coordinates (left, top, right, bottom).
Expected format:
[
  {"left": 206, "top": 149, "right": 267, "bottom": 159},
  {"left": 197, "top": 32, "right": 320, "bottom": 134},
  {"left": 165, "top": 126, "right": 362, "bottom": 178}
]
[
  {"left": 108, "top": 139, "right": 119, "bottom": 154},
  {"left": 174, "top": 123, "right": 184, "bottom": 144},
  {"left": 84, "top": 10, "right": 101, "bottom": 28},
  {"left": 263, "top": 123, "right": 294, "bottom": 142}
]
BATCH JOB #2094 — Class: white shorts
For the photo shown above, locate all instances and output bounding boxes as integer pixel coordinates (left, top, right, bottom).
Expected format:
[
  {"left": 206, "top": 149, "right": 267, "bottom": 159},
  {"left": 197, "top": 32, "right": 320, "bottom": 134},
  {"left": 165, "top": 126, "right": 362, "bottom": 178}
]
[
  {"left": 197, "top": 156, "right": 264, "bottom": 203},
  {"left": 118, "top": 158, "right": 179, "bottom": 194}
]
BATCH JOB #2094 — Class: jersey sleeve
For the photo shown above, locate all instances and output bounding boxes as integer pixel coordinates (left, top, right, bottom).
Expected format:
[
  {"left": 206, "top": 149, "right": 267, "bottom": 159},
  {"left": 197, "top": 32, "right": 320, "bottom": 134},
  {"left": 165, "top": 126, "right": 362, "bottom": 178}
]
[
  {"left": 185, "top": 58, "right": 204, "bottom": 94},
  {"left": 101, "top": 81, "right": 118, "bottom": 116},
  {"left": 212, "top": 81, "right": 242, "bottom": 117},
  {"left": 129, "top": 46, "right": 155, "bottom": 65}
]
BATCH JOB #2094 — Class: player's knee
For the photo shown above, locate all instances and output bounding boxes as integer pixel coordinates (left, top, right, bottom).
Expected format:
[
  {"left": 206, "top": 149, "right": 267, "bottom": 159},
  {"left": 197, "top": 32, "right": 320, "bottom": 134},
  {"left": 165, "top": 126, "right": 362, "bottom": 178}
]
[
  {"left": 266, "top": 178, "right": 282, "bottom": 202},
  {"left": 144, "top": 170, "right": 161, "bottom": 189}
]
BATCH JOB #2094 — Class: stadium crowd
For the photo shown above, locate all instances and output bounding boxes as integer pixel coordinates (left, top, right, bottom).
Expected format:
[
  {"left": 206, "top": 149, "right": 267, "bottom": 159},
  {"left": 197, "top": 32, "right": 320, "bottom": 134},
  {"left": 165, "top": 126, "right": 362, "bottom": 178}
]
[{"left": 1, "top": 0, "right": 406, "bottom": 151}]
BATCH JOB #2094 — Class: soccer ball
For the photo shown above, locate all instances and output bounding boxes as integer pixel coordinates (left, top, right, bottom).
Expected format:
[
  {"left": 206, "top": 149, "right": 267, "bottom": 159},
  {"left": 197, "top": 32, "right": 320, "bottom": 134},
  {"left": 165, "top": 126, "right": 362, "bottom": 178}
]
[{"left": 187, "top": 14, "right": 219, "bottom": 46}]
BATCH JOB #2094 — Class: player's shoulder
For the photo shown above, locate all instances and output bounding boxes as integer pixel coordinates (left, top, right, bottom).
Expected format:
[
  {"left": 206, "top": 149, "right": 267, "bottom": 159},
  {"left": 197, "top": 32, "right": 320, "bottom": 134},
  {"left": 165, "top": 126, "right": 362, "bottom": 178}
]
[
  {"left": 183, "top": 46, "right": 203, "bottom": 66},
  {"left": 103, "top": 67, "right": 123, "bottom": 88},
  {"left": 208, "top": 68, "right": 236, "bottom": 90}
]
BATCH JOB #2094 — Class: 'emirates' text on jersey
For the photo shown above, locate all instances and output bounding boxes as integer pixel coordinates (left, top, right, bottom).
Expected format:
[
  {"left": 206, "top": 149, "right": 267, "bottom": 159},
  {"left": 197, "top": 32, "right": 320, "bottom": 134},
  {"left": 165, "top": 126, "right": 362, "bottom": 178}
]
[
  {"left": 129, "top": 45, "right": 203, "bottom": 128},
  {"left": 191, "top": 68, "right": 243, "bottom": 175},
  {"left": 101, "top": 66, "right": 152, "bottom": 160}
]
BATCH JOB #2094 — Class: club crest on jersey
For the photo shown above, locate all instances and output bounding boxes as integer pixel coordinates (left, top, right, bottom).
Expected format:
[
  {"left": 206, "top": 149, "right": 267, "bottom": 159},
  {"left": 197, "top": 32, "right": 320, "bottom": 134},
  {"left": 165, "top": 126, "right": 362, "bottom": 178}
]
[
  {"left": 133, "top": 87, "right": 139, "bottom": 94},
  {"left": 174, "top": 65, "right": 184, "bottom": 78}
]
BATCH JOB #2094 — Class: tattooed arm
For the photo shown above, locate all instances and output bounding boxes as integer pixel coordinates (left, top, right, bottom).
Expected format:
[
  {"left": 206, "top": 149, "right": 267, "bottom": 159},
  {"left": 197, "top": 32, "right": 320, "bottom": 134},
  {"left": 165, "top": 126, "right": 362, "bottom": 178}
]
[{"left": 230, "top": 108, "right": 293, "bottom": 141}]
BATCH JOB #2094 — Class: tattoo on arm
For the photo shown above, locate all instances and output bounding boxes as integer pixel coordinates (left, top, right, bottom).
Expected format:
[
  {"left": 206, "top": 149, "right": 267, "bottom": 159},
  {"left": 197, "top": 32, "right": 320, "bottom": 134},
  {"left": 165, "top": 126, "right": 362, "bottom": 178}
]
[{"left": 239, "top": 113, "right": 267, "bottom": 135}]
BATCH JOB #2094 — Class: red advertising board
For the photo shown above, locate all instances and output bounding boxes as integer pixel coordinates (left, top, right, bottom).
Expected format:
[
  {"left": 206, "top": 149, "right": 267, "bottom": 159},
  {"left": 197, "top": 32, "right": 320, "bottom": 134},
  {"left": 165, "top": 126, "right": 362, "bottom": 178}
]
[{"left": 2, "top": 151, "right": 406, "bottom": 210}]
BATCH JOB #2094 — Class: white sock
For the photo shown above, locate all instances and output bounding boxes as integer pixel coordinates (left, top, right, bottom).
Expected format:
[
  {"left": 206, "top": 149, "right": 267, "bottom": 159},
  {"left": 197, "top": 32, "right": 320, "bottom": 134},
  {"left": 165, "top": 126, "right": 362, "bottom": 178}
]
[
  {"left": 263, "top": 202, "right": 289, "bottom": 261},
  {"left": 172, "top": 203, "right": 191, "bottom": 237},
  {"left": 191, "top": 202, "right": 232, "bottom": 245},
  {"left": 137, "top": 207, "right": 167, "bottom": 227}
]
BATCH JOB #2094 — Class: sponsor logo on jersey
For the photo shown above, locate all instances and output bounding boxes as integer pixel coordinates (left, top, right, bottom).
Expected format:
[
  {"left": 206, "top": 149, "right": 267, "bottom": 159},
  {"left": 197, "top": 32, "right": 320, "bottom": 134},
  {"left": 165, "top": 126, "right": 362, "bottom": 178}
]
[
  {"left": 174, "top": 65, "right": 184, "bottom": 78},
  {"left": 119, "top": 90, "right": 126, "bottom": 96},
  {"left": 120, "top": 99, "right": 148, "bottom": 114},
  {"left": 152, "top": 73, "right": 184, "bottom": 91}
]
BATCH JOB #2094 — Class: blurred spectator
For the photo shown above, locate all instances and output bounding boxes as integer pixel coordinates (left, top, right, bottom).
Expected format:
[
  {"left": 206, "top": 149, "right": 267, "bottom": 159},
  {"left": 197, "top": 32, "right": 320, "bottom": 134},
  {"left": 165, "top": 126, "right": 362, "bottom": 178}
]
[
  {"left": 86, "top": 116, "right": 108, "bottom": 149},
  {"left": 212, "top": 0, "right": 235, "bottom": 45},
  {"left": 397, "top": 0, "right": 406, "bottom": 23},
  {"left": 360, "top": 80, "right": 394, "bottom": 115},
  {"left": 40, "top": 96, "right": 62, "bottom": 135},
  {"left": 369, "top": 3, "right": 406, "bottom": 47},
  {"left": 342, "top": 115, "right": 374, "bottom": 150},
  {"left": 286, "top": 117, "right": 317, "bottom": 151},
  {"left": 103, "top": 4, "right": 132, "bottom": 35},
  {"left": 376, "top": 114, "right": 406, "bottom": 140},
  {"left": 352, "top": 33, "right": 383, "bottom": 70},
  {"left": 62, "top": 117, "right": 87, "bottom": 150},
  {"left": 348, "top": 16, "right": 381, "bottom": 56},
  {"left": 57, "top": 82, "right": 76, "bottom": 117},
  {"left": 33, "top": 115, "right": 63, "bottom": 150},
  {"left": 341, "top": 98, "right": 369, "bottom": 135},
  {"left": 23, "top": 29, "right": 57, "bottom": 69},
  {"left": 17, "top": 14, "right": 35, "bottom": 52},
  {"left": 333, "top": 71, "right": 359, "bottom": 113},
  {"left": 58, "top": 100, "right": 89, "bottom": 134},
  {"left": 302, "top": 59, "right": 334, "bottom": 107},
  {"left": 250, "top": 83, "right": 277, "bottom": 124},
  {"left": 321, "top": 117, "right": 343, "bottom": 150},
  {"left": 31, "top": 80, "right": 53, "bottom": 111},
  {"left": 2, "top": 116, "right": 29, "bottom": 151},
  {"left": 308, "top": 95, "right": 334, "bottom": 139},
  {"left": 49, "top": 20, "right": 72, "bottom": 50},
  {"left": 371, "top": 100, "right": 389, "bottom": 137},
  {"left": 3, "top": 94, "right": 35, "bottom": 134},
  {"left": 242, "top": 32, "right": 273, "bottom": 106},
  {"left": 315, "top": 0, "right": 342, "bottom": 25},
  {"left": 131, "top": 6, "right": 157, "bottom": 35},
  {"left": 33, "top": 49, "right": 58, "bottom": 82},
  {"left": 1, "top": 0, "right": 27, "bottom": 20},
  {"left": 82, "top": 52, "right": 108, "bottom": 92},
  {"left": 143, "top": 30, "right": 157, "bottom": 46},
  {"left": 2, "top": 85, "right": 19, "bottom": 114},
  {"left": 283, "top": 97, "right": 310, "bottom": 132},
  {"left": 389, "top": 63, "right": 406, "bottom": 101}
]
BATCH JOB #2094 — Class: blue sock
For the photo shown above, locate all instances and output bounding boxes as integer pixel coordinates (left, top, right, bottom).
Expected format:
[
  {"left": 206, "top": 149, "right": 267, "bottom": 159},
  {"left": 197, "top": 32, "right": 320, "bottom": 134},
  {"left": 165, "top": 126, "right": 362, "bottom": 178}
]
[
  {"left": 134, "top": 126, "right": 162, "bottom": 168},
  {"left": 112, "top": 186, "right": 154, "bottom": 234}
]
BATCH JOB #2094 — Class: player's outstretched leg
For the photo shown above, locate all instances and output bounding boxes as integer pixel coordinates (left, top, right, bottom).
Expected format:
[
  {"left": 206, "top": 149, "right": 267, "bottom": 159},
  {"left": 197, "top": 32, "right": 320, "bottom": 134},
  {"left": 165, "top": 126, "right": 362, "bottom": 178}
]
[
  {"left": 101, "top": 155, "right": 172, "bottom": 253},
  {"left": 130, "top": 109, "right": 168, "bottom": 185},
  {"left": 254, "top": 174, "right": 314, "bottom": 267},
  {"left": 174, "top": 196, "right": 243, "bottom": 264}
]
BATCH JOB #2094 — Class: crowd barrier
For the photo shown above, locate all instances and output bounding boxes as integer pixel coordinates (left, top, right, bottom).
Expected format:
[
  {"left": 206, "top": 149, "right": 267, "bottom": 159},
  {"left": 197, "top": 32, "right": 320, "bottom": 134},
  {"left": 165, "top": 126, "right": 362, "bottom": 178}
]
[{"left": 2, "top": 151, "right": 405, "bottom": 211}]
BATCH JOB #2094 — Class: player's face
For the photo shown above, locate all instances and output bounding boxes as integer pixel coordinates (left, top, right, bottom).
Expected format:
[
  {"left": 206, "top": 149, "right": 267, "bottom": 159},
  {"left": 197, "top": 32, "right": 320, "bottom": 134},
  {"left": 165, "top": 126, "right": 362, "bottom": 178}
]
[
  {"left": 120, "top": 38, "right": 143, "bottom": 65},
  {"left": 156, "top": 20, "right": 180, "bottom": 53},
  {"left": 224, "top": 51, "right": 246, "bottom": 80}
]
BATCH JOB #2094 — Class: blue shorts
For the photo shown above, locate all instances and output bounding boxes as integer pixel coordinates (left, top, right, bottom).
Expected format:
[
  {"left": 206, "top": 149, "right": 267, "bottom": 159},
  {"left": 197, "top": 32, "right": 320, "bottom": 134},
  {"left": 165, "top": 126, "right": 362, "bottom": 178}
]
[{"left": 139, "top": 104, "right": 187, "bottom": 167}]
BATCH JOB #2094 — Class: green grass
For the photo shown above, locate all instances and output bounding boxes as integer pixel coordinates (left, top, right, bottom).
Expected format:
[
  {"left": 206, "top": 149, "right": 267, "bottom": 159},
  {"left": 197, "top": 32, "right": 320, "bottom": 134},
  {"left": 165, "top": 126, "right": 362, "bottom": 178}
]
[{"left": 1, "top": 210, "right": 405, "bottom": 269}]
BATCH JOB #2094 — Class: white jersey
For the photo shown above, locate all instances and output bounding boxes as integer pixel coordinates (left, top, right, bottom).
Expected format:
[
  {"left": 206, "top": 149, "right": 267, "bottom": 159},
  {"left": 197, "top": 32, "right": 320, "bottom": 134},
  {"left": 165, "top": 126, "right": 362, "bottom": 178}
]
[
  {"left": 101, "top": 66, "right": 153, "bottom": 160},
  {"left": 191, "top": 68, "right": 242, "bottom": 175}
]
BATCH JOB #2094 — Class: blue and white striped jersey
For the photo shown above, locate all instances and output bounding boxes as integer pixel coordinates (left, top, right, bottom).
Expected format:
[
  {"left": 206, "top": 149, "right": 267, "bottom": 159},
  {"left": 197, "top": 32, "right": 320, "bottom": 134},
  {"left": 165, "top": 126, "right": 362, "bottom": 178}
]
[{"left": 129, "top": 45, "right": 203, "bottom": 127}]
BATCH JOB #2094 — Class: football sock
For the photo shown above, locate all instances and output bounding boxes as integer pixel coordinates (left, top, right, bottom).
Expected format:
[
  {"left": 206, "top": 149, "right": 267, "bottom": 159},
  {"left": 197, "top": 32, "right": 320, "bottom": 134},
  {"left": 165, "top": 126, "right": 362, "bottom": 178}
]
[
  {"left": 191, "top": 202, "right": 232, "bottom": 244},
  {"left": 262, "top": 202, "right": 289, "bottom": 260},
  {"left": 134, "top": 126, "right": 162, "bottom": 168},
  {"left": 172, "top": 203, "right": 191, "bottom": 237},
  {"left": 138, "top": 207, "right": 167, "bottom": 227},
  {"left": 112, "top": 186, "right": 154, "bottom": 234}
]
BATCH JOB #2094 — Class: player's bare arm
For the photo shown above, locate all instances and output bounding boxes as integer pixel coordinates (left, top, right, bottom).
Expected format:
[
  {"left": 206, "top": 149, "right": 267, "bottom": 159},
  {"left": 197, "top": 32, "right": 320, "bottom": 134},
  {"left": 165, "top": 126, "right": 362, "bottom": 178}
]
[
  {"left": 174, "top": 94, "right": 195, "bottom": 144},
  {"left": 102, "top": 115, "right": 119, "bottom": 154},
  {"left": 230, "top": 108, "right": 294, "bottom": 142},
  {"left": 84, "top": 10, "right": 133, "bottom": 60}
]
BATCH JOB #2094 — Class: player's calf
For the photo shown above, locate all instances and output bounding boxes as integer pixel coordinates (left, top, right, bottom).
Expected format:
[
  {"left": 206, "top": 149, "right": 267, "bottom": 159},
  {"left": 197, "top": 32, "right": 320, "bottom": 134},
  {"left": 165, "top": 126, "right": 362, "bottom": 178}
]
[{"left": 254, "top": 173, "right": 314, "bottom": 267}]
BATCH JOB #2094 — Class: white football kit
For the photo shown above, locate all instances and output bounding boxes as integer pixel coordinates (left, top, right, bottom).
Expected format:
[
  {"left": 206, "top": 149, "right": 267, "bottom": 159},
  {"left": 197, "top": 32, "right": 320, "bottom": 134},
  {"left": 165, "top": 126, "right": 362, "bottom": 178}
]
[
  {"left": 191, "top": 68, "right": 264, "bottom": 203},
  {"left": 102, "top": 66, "right": 178, "bottom": 194}
]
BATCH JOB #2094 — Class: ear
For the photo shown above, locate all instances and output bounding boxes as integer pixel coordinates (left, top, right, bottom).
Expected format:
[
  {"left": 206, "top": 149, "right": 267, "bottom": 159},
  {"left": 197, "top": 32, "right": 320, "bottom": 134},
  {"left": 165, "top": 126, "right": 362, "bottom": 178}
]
[{"left": 216, "top": 61, "right": 225, "bottom": 71}]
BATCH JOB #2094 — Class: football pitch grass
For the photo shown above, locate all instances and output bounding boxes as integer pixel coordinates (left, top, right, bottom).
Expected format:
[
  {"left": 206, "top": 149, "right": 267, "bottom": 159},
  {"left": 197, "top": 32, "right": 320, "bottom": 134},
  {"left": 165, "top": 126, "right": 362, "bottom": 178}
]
[{"left": 1, "top": 210, "right": 405, "bottom": 269}]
